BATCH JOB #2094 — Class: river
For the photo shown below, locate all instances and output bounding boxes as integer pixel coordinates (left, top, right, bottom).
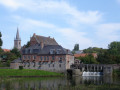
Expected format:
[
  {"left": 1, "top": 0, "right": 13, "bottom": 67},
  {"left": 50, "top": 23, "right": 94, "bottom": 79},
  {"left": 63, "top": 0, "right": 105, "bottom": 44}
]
[{"left": 0, "top": 76, "right": 120, "bottom": 90}]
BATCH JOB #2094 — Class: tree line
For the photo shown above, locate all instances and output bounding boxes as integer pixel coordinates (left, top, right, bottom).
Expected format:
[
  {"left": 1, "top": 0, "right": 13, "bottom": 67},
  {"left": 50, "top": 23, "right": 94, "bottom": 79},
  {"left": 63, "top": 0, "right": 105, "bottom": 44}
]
[{"left": 73, "top": 42, "right": 120, "bottom": 64}]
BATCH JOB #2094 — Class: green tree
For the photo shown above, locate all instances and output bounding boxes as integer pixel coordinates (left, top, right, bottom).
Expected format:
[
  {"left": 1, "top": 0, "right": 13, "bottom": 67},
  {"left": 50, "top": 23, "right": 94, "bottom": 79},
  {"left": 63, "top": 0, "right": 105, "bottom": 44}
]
[
  {"left": 83, "top": 47, "right": 104, "bottom": 53},
  {"left": 77, "top": 54, "right": 98, "bottom": 64},
  {"left": 73, "top": 44, "right": 79, "bottom": 51},
  {"left": 0, "top": 32, "right": 3, "bottom": 48},
  {"left": 97, "top": 41, "right": 120, "bottom": 64},
  {"left": 25, "top": 41, "right": 30, "bottom": 48},
  {"left": 10, "top": 48, "right": 21, "bottom": 57}
]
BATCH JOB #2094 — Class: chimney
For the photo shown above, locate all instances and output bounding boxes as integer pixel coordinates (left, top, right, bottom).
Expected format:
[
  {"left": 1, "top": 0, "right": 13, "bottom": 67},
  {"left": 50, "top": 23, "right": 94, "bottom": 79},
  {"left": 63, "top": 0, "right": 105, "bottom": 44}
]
[
  {"left": 40, "top": 42, "right": 44, "bottom": 49},
  {"left": 33, "top": 33, "right": 36, "bottom": 36}
]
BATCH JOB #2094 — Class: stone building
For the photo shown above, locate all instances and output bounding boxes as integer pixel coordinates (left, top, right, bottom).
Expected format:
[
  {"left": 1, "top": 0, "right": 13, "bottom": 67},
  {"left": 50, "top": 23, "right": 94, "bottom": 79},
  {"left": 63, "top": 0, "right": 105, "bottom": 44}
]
[
  {"left": 14, "top": 28, "right": 21, "bottom": 50},
  {"left": 11, "top": 33, "right": 74, "bottom": 73}
]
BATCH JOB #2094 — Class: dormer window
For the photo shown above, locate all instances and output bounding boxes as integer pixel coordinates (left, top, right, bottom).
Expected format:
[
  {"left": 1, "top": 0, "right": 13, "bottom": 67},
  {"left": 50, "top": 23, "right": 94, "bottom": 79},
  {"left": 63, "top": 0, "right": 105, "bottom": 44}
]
[
  {"left": 57, "top": 49, "right": 61, "bottom": 54},
  {"left": 28, "top": 49, "right": 30, "bottom": 54},
  {"left": 50, "top": 49, "right": 55, "bottom": 54},
  {"left": 33, "top": 49, "right": 39, "bottom": 54}
]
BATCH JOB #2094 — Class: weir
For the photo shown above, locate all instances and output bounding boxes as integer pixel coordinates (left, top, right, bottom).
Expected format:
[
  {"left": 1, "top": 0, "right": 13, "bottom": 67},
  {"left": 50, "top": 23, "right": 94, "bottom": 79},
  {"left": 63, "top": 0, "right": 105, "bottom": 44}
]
[{"left": 68, "top": 64, "right": 113, "bottom": 76}]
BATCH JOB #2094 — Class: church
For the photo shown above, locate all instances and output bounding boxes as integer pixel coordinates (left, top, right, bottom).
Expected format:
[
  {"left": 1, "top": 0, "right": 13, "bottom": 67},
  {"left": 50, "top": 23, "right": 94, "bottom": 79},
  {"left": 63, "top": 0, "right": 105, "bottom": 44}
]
[{"left": 10, "top": 29, "right": 74, "bottom": 73}]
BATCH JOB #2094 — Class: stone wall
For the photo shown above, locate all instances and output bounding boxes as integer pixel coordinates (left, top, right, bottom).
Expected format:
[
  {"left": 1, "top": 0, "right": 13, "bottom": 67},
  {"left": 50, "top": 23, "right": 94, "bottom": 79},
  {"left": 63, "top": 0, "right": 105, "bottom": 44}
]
[{"left": 10, "top": 63, "right": 22, "bottom": 69}]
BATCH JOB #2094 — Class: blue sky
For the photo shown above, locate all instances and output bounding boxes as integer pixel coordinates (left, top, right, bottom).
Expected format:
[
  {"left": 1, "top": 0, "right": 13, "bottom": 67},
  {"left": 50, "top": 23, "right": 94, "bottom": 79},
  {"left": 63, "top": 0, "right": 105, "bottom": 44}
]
[{"left": 0, "top": 0, "right": 120, "bottom": 50}]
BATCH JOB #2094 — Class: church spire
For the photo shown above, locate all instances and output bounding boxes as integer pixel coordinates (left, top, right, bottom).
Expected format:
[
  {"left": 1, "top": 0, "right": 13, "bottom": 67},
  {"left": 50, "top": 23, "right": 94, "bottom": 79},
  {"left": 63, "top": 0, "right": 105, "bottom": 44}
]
[
  {"left": 14, "top": 27, "right": 21, "bottom": 50},
  {"left": 16, "top": 27, "right": 20, "bottom": 40}
]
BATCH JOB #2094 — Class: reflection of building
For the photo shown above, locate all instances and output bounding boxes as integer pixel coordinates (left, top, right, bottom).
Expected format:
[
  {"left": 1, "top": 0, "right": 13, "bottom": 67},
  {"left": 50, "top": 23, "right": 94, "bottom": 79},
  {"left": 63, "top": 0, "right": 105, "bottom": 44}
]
[
  {"left": 14, "top": 28, "right": 21, "bottom": 50},
  {"left": 11, "top": 33, "right": 74, "bottom": 73}
]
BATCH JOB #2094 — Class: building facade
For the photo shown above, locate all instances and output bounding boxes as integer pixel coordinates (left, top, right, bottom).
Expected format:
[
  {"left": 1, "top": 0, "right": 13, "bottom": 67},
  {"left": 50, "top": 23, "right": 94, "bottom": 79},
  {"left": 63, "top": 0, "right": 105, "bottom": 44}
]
[
  {"left": 11, "top": 33, "right": 74, "bottom": 73},
  {"left": 14, "top": 28, "right": 21, "bottom": 50}
]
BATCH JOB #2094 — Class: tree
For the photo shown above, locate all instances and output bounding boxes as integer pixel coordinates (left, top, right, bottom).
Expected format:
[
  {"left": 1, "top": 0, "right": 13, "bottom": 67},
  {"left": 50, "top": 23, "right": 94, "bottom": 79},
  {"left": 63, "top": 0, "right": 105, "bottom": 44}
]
[
  {"left": 25, "top": 41, "right": 30, "bottom": 48},
  {"left": 77, "top": 54, "right": 98, "bottom": 64},
  {"left": 10, "top": 48, "right": 21, "bottom": 57},
  {"left": 97, "top": 41, "right": 120, "bottom": 64},
  {"left": 0, "top": 32, "right": 3, "bottom": 48},
  {"left": 83, "top": 47, "right": 104, "bottom": 53},
  {"left": 73, "top": 44, "right": 79, "bottom": 51}
]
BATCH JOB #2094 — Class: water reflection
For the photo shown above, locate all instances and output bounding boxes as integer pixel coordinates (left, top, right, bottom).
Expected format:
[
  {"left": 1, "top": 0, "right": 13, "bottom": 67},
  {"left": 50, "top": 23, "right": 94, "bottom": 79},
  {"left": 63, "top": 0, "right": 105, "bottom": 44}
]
[{"left": 0, "top": 76, "right": 119, "bottom": 90}]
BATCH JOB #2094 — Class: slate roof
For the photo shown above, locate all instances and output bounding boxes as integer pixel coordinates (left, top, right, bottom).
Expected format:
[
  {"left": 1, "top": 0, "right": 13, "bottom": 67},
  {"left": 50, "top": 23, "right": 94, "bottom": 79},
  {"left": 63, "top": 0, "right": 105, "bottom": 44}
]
[
  {"left": 35, "top": 35, "right": 58, "bottom": 45},
  {"left": 11, "top": 58, "right": 22, "bottom": 63},
  {"left": 22, "top": 44, "right": 72, "bottom": 55}
]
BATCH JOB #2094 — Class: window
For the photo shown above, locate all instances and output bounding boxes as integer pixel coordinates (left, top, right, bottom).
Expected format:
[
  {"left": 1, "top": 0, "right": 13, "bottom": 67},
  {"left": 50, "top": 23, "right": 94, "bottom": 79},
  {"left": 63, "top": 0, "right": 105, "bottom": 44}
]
[
  {"left": 33, "top": 49, "right": 39, "bottom": 54},
  {"left": 47, "top": 56, "right": 49, "bottom": 60},
  {"left": 28, "top": 56, "right": 30, "bottom": 60},
  {"left": 53, "top": 64, "right": 54, "bottom": 67},
  {"left": 40, "top": 56, "right": 42, "bottom": 61},
  {"left": 52, "top": 56, "right": 55, "bottom": 60},
  {"left": 23, "top": 56, "right": 26, "bottom": 60},
  {"left": 44, "top": 56, "right": 46, "bottom": 61},
  {"left": 50, "top": 49, "right": 55, "bottom": 54},
  {"left": 33, "top": 56, "right": 36, "bottom": 60},
  {"left": 57, "top": 49, "right": 61, "bottom": 54},
  {"left": 49, "top": 64, "right": 50, "bottom": 67},
  {"left": 28, "top": 49, "right": 30, "bottom": 54}
]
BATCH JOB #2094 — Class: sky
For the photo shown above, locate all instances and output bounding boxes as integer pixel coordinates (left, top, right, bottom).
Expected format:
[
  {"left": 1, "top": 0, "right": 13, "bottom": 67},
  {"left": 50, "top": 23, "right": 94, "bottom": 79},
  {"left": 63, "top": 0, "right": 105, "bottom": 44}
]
[{"left": 0, "top": 0, "right": 120, "bottom": 50}]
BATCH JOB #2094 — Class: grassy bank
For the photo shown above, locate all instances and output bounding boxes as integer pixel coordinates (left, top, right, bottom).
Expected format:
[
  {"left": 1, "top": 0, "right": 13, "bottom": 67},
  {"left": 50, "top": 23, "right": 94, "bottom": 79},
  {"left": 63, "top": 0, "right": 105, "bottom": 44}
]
[{"left": 0, "top": 69, "right": 63, "bottom": 77}]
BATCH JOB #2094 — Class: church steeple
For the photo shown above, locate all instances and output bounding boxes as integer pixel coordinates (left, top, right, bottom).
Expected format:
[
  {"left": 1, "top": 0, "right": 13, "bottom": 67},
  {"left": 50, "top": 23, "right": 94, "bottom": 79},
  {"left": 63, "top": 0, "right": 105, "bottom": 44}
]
[
  {"left": 16, "top": 27, "right": 20, "bottom": 40},
  {"left": 14, "top": 27, "right": 21, "bottom": 50}
]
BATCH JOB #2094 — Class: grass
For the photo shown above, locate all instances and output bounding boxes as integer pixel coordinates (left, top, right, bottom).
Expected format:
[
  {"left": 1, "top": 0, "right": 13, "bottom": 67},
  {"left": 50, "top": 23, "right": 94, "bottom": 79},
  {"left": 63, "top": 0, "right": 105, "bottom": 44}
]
[{"left": 0, "top": 69, "right": 63, "bottom": 77}]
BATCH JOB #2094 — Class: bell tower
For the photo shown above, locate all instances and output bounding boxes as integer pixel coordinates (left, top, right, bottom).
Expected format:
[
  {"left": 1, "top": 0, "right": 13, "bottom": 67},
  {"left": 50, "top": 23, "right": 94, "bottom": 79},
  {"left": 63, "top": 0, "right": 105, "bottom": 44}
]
[{"left": 14, "top": 27, "right": 21, "bottom": 50}]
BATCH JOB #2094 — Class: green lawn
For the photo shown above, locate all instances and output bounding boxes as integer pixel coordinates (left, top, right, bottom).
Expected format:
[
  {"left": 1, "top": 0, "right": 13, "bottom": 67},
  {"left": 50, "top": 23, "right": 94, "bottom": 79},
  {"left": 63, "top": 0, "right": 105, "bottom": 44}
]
[{"left": 0, "top": 69, "right": 63, "bottom": 77}]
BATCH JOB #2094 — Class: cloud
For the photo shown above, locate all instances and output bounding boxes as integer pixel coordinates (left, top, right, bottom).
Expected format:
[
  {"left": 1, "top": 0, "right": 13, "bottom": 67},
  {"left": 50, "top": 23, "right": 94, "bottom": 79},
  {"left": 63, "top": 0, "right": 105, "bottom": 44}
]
[
  {"left": 0, "top": 0, "right": 23, "bottom": 10},
  {"left": 0, "top": 0, "right": 102, "bottom": 26},
  {"left": 57, "top": 28, "right": 94, "bottom": 49},
  {"left": 96, "top": 23, "right": 120, "bottom": 41},
  {"left": 12, "top": 15, "right": 94, "bottom": 49}
]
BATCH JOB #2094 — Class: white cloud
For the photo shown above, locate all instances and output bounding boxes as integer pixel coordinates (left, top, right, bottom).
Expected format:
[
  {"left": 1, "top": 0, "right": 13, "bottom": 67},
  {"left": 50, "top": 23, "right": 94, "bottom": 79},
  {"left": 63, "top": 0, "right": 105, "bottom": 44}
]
[
  {"left": 0, "top": 0, "right": 102, "bottom": 25},
  {"left": 12, "top": 15, "right": 94, "bottom": 49},
  {"left": 96, "top": 23, "right": 120, "bottom": 41},
  {"left": 57, "top": 28, "right": 94, "bottom": 49},
  {"left": 0, "top": 0, "right": 23, "bottom": 10}
]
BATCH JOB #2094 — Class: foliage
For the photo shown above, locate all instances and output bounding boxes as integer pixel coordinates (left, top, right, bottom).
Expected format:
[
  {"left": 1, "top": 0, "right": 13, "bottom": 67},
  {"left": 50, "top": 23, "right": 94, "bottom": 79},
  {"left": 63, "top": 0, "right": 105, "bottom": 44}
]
[
  {"left": 19, "top": 66, "right": 23, "bottom": 70},
  {"left": 73, "top": 44, "right": 79, "bottom": 51},
  {"left": 113, "top": 69, "right": 120, "bottom": 77},
  {"left": 0, "top": 69, "right": 63, "bottom": 76},
  {"left": 0, "top": 52, "right": 18, "bottom": 67},
  {"left": 10, "top": 48, "right": 21, "bottom": 57},
  {"left": 0, "top": 32, "right": 2, "bottom": 47},
  {"left": 97, "top": 41, "right": 120, "bottom": 64},
  {"left": 77, "top": 54, "right": 98, "bottom": 64},
  {"left": 25, "top": 41, "right": 30, "bottom": 48},
  {"left": 83, "top": 47, "right": 105, "bottom": 53}
]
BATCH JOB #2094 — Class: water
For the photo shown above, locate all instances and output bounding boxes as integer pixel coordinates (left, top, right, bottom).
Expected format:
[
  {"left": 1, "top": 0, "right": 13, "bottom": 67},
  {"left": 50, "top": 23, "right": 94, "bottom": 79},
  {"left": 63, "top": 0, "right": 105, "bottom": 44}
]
[
  {"left": 0, "top": 76, "right": 120, "bottom": 90},
  {"left": 82, "top": 71, "right": 103, "bottom": 76}
]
